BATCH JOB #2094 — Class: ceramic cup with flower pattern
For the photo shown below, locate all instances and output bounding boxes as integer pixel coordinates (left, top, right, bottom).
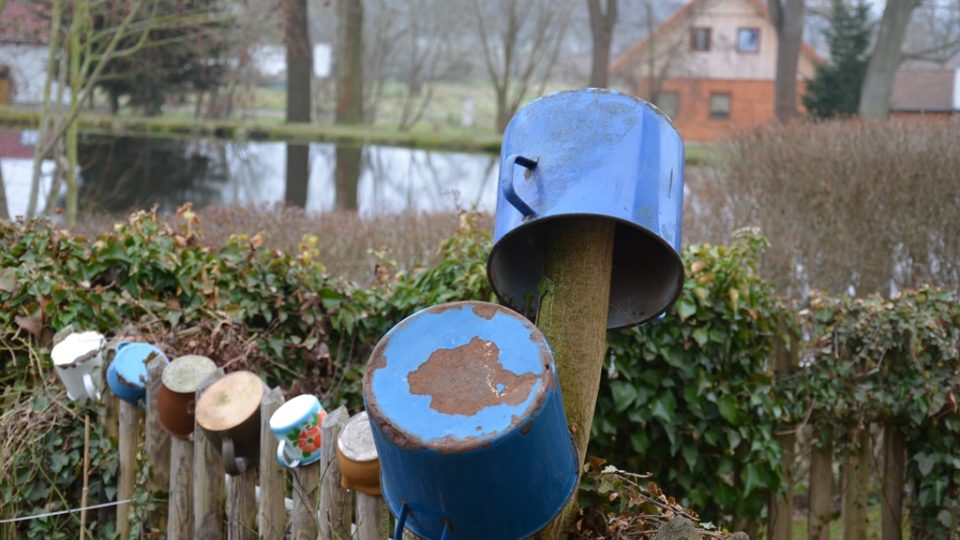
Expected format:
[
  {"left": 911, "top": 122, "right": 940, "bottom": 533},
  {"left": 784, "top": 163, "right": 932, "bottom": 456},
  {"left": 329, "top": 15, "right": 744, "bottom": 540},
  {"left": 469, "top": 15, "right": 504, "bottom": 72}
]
[{"left": 269, "top": 394, "right": 328, "bottom": 468}]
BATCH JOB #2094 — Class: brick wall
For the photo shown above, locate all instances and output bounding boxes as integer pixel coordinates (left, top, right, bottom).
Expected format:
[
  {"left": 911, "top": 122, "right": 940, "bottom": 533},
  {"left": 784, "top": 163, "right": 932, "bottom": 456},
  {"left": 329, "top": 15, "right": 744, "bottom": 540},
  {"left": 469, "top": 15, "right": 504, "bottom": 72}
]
[{"left": 634, "top": 77, "right": 807, "bottom": 142}]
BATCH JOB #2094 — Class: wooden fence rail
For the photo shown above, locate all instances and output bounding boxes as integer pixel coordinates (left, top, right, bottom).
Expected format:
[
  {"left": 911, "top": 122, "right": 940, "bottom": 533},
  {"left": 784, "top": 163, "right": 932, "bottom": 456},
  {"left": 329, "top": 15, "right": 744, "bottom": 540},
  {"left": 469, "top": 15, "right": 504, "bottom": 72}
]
[{"left": 110, "top": 376, "right": 403, "bottom": 540}]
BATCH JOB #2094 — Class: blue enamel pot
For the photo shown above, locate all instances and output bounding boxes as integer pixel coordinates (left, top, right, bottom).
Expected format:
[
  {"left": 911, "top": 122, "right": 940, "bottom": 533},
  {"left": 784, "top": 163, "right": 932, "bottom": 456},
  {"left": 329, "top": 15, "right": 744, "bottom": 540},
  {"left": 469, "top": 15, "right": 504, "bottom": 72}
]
[
  {"left": 362, "top": 301, "right": 578, "bottom": 540},
  {"left": 106, "top": 342, "right": 167, "bottom": 405},
  {"left": 488, "top": 88, "right": 685, "bottom": 329}
]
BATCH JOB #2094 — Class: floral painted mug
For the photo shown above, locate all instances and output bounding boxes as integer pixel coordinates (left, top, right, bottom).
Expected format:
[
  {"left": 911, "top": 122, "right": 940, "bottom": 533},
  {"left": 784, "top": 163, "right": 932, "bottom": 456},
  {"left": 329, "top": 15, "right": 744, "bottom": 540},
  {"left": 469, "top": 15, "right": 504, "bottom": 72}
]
[{"left": 269, "top": 394, "right": 327, "bottom": 468}]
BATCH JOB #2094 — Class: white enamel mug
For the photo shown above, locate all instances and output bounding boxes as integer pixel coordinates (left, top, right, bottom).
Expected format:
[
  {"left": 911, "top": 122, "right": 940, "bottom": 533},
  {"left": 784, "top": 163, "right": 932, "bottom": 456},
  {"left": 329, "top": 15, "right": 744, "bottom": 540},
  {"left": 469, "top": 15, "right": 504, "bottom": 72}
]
[
  {"left": 51, "top": 331, "right": 106, "bottom": 401},
  {"left": 269, "top": 394, "right": 327, "bottom": 468}
]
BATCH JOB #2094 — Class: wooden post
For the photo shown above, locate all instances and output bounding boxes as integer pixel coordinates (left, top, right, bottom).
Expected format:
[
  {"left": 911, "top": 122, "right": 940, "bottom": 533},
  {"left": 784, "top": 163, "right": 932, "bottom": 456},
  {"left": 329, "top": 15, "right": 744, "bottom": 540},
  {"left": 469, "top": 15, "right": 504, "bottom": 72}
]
[
  {"left": 808, "top": 434, "right": 834, "bottom": 540},
  {"left": 768, "top": 332, "right": 798, "bottom": 540},
  {"left": 881, "top": 426, "right": 905, "bottom": 540},
  {"left": 117, "top": 399, "right": 139, "bottom": 540},
  {"left": 227, "top": 472, "right": 257, "bottom": 540},
  {"left": 842, "top": 427, "right": 871, "bottom": 540},
  {"left": 318, "top": 406, "right": 352, "bottom": 539},
  {"left": 145, "top": 357, "right": 171, "bottom": 535},
  {"left": 79, "top": 414, "right": 90, "bottom": 540},
  {"left": 535, "top": 218, "right": 616, "bottom": 538},
  {"left": 194, "top": 369, "right": 226, "bottom": 539},
  {"left": 145, "top": 357, "right": 171, "bottom": 489},
  {"left": 167, "top": 437, "right": 194, "bottom": 540},
  {"left": 258, "top": 388, "right": 286, "bottom": 540},
  {"left": 355, "top": 494, "right": 390, "bottom": 540},
  {"left": 291, "top": 460, "right": 321, "bottom": 540}
]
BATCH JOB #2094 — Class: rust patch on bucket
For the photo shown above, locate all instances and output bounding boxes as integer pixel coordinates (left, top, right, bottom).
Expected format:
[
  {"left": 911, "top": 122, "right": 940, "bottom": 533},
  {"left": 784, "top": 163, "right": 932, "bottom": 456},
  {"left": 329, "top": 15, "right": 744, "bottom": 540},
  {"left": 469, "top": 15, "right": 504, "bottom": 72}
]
[
  {"left": 472, "top": 303, "right": 498, "bottom": 320},
  {"left": 408, "top": 337, "right": 538, "bottom": 416}
]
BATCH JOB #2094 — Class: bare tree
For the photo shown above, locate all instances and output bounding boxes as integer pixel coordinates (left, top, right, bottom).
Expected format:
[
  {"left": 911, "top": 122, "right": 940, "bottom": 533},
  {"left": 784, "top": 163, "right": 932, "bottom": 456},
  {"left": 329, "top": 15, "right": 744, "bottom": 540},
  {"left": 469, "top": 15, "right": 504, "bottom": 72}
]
[
  {"left": 587, "top": 0, "right": 618, "bottom": 87},
  {"left": 858, "top": 0, "right": 921, "bottom": 118},
  {"left": 901, "top": 0, "right": 960, "bottom": 65},
  {"left": 769, "top": 0, "right": 806, "bottom": 121},
  {"left": 284, "top": 0, "right": 312, "bottom": 208},
  {"left": 26, "top": 0, "right": 153, "bottom": 224},
  {"left": 470, "top": 0, "right": 574, "bottom": 133},
  {"left": 337, "top": 0, "right": 364, "bottom": 125},
  {"left": 396, "top": 0, "right": 464, "bottom": 131}
]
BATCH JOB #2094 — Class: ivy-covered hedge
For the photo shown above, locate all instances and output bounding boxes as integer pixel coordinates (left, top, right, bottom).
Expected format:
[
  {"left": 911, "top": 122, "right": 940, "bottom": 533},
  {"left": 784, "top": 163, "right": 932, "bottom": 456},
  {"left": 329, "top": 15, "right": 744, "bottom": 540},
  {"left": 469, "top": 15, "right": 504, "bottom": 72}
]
[
  {"left": 798, "top": 289, "right": 960, "bottom": 536},
  {"left": 594, "top": 230, "right": 793, "bottom": 528},
  {"left": 2, "top": 209, "right": 958, "bottom": 538}
]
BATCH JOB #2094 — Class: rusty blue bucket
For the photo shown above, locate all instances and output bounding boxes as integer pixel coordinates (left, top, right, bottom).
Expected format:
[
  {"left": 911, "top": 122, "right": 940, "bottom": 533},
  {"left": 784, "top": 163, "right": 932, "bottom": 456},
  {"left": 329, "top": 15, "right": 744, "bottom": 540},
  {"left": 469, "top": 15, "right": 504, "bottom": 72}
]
[
  {"left": 488, "top": 89, "right": 685, "bottom": 329},
  {"left": 362, "top": 301, "right": 578, "bottom": 540}
]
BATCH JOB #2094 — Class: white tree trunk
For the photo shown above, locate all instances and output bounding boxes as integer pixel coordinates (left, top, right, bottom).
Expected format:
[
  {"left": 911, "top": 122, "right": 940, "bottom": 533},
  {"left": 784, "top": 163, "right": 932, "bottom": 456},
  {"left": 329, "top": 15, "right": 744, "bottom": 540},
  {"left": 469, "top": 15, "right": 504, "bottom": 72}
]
[{"left": 859, "top": 0, "right": 921, "bottom": 118}]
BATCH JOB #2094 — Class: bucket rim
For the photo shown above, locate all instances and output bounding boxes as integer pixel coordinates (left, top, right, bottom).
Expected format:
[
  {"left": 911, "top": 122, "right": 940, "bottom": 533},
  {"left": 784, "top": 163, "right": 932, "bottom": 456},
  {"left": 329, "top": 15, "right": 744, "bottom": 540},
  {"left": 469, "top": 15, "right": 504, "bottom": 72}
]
[
  {"left": 487, "top": 212, "right": 685, "bottom": 330},
  {"left": 362, "top": 300, "right": 557, "bottom": 454}
]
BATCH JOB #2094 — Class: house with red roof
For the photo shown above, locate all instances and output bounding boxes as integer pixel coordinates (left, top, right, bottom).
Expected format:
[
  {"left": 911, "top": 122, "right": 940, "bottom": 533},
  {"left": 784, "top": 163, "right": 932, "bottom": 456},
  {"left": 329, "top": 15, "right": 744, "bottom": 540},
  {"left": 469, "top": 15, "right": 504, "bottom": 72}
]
[
  {"left": 0, "top": 1, "right": 52, "bottom": 104},
  {"left": 610, "top": 0, "right": 820, "bottom": 141}
]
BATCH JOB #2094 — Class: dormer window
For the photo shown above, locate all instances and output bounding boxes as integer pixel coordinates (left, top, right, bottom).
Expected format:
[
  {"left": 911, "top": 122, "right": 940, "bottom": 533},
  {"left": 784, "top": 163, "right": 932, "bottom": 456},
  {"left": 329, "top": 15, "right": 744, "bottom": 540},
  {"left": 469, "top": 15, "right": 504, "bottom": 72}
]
[
  {"left": 738, "top": 28, "right": 760, "bottom": 53},
  {"left": 690, "top": 27, "right": 711, "bottom": 51}
]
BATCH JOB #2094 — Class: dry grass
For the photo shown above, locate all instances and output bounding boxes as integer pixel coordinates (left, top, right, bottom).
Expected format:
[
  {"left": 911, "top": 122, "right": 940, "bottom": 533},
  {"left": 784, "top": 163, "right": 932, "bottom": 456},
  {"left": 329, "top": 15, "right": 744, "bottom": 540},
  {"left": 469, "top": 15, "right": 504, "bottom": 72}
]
[
  {"left": 684, "top": 118, "right": 960, "bottom": 298},
  {"left": 74, "top": 205, "right": 492, "bottom": 284}
]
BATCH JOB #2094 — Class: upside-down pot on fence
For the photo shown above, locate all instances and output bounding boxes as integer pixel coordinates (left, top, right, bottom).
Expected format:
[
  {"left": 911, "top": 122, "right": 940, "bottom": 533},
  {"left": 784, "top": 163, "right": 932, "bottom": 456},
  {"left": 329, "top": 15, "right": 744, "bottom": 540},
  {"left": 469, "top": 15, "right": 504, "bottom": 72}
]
[
  {"left": 488, "top": 88, "right": 685, "bottom": 329},
  {"left": 363, "top": 301, "right": 578, "bottom": 540}
]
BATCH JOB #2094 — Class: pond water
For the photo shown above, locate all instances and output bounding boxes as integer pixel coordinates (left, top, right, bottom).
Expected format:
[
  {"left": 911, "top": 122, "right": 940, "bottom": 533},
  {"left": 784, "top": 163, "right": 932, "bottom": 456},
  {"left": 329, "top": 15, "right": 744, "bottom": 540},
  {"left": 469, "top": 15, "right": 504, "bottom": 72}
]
[{"left": 0, "top": 131, "right": 500, "bottom": 218}]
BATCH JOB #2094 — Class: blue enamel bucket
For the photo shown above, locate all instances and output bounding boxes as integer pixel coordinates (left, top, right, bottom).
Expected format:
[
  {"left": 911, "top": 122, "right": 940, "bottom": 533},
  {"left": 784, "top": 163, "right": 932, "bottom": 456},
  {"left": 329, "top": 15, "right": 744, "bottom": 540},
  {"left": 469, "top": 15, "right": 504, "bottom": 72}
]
[
  {"left": 106, "top": 341, "right": 167, "bottom": 405},
  {"left": 362, "top": 301, "right": 578, "bottom": 540},
  {"left": 488, "top": 89, "right": 685, "bottom": 329}
]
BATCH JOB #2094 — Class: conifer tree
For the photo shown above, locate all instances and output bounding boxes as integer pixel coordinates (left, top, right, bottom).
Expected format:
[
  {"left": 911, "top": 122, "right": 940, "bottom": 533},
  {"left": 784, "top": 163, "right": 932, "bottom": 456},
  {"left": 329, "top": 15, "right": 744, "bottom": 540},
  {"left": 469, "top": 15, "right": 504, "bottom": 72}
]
[{"left": 803, "top": 0, "right": 873, "bottom": 118}]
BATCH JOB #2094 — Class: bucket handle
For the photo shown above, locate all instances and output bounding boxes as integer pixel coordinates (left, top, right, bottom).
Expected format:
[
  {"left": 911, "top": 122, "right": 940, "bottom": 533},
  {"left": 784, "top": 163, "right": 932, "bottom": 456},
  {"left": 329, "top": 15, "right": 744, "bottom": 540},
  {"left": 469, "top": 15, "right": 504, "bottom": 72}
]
[
  {"left": 393, "top": 503, "right": 450, "bottom": 540},
  {"left": 501, "top": 154, "right": 538, "bottom": 219}
]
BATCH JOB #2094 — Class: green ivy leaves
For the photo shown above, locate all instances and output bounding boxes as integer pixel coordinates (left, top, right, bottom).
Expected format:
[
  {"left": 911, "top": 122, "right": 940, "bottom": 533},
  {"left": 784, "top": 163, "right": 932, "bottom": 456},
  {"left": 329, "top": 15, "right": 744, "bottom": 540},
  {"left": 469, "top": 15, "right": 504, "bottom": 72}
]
[{"left": 593, "top": 229, "right": 793, "bottom": 528}]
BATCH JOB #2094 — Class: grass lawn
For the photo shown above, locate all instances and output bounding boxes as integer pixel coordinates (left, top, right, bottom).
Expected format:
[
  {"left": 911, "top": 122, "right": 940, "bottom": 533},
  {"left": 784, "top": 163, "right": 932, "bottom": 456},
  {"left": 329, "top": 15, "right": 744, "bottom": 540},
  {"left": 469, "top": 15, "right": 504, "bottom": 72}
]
[{"left": 790, "top": 504, "right": 911, "bottom": 540}]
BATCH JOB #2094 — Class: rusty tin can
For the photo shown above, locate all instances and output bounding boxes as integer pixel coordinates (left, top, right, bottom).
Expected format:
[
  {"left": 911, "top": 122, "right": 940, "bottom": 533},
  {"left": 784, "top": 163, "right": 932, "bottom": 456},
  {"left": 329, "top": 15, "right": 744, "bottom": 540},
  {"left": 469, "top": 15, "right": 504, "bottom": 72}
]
[
  {"left": 489, "top": 88, "right": 685, "bottom": 329},
  {"left": 363, "top": 301, "right": 578, "bottom": 540},
  {"left": 158, "top": 355, "right": 218, "bottom": 440},
  {"left": 195, "top": 370, "right": 265, "bottom": 476}
]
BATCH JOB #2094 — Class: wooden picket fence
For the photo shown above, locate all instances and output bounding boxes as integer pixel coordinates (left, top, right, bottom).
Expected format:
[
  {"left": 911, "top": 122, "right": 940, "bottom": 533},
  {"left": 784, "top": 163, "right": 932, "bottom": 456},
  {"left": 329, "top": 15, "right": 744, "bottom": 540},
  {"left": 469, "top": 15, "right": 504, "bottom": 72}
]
[
  {"left": 106, "top": 344, "right": 918, "bottom": 540},
  {"left": 107, "top": 360, "right": 402, "bottom": 540},
  {"left": 765, "top": 335, "right": 911, "bottom": 540}
]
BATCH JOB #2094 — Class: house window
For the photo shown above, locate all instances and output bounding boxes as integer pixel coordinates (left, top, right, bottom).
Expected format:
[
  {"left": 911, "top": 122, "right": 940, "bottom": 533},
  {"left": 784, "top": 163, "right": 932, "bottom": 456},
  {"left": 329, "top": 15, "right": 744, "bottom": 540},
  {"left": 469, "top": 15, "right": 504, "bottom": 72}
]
[
  {"left": 655, "top": 92, "right": 679, "bottom": 118},
  {"left": 690, "top": 27, "right": 711, "bottom": 51},
  {"left": 738, "top": 28, "right": 760, "bottom": 53},
  {"left": 709, "top": 93, "right": 731, "bottom": 119}
]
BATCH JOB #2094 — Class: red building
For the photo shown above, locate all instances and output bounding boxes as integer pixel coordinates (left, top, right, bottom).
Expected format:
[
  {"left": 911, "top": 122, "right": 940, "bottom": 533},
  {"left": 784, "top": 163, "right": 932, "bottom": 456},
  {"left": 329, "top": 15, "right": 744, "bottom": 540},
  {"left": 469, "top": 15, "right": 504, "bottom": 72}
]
[{"left": 610, "top": 0, "right": 820, "bottom": 142}]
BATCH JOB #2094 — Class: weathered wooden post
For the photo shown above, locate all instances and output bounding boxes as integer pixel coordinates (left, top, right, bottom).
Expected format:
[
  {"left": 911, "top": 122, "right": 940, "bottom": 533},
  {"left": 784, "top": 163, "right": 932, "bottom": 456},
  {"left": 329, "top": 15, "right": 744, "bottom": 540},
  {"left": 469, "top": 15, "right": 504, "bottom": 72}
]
[
  {"left": 355, "top": 494, "right": 390, "bottom": 540},
  {"left": 338, "top": 409, "right": 388, "bottom": 540},
  {"left": 145, "top": 357, "right": 171, "bottom": 489},
  {"left": 194, "top": 369, "right": 226, "bottom": 539},
  {"left": 318, "top": 406, "right": 351, "bottom": 539},
  {"left": 258, "top": 387, "right": 286, "bottom": 540},
  {"left": 116, "top": 398, "right": 138, "bottom": 540},
  {"left": 144, "top": 357, "right": 171, "bottom": 535},
  {"left": 167, "top": 436, "right": 194, "bottom": 539},
  {"left": 768, "top": 331, "right": 799, "bottom": 540},
  {"left": 108, "top": 343, "right": 165, "bottom": 540},
  {"left": 842, "top": 427, "right": 871, "bottom": 540},
  {"left": 226, "top": 472, "right": 257, "bottom": 540},
  {"left": 881, "top": 426, "right": 905, "bottom": 540},
  {"left": 291, "top": 460, "right": 321, "bottom": 540},
  {"left": 808, "top": 434, "right": 834, "bottom": 540},
  {"left": 487, "top": 90, "right": 685, "bottom": 536}
]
